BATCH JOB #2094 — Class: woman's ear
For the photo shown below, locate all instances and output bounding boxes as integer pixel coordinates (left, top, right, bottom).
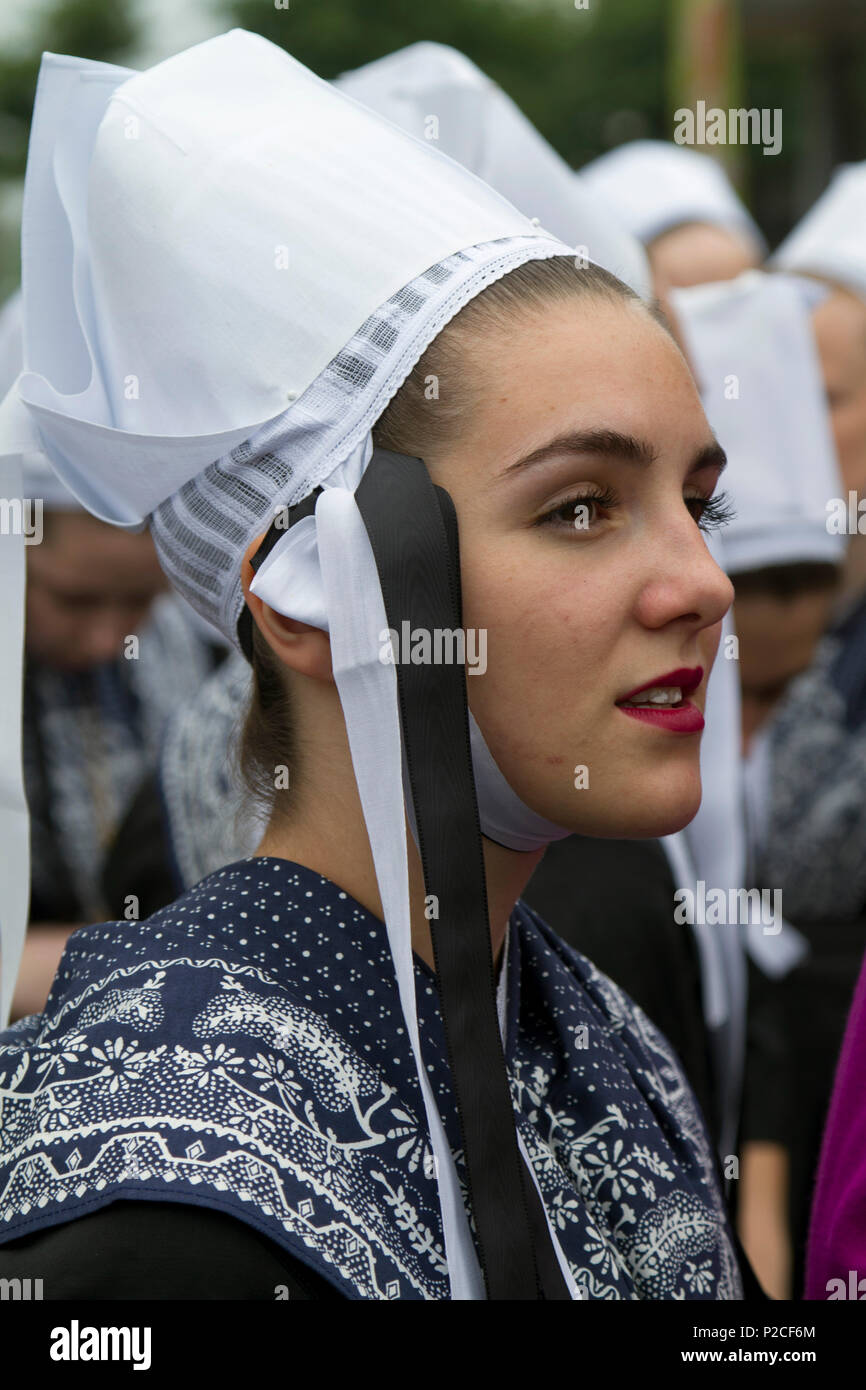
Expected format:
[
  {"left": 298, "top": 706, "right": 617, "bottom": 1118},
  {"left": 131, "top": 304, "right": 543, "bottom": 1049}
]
[{"left": 240, "top": 534, "right": 334, "bottom": 682}]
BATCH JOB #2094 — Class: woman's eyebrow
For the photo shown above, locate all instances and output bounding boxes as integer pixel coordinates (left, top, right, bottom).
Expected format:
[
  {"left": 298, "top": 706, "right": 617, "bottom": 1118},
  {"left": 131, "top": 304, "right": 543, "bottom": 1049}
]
[
  {"left": 689, "top": 439, "right": 728, "bottom": 476},
  {"left": 497, "top": 428, "right": 727, "bottom": 480}
]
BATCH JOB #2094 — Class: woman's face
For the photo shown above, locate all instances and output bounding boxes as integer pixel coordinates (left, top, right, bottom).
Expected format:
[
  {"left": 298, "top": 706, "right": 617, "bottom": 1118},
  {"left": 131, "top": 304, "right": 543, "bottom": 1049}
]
[
  {"left": 647, "top": 223, "right": 760, "bottom": 290},
  {"left": 424, "top": 294, "right": 734, "bottom": 840},
  {"left": 26, "top": 513, "right": 168, "bottom": 670},
  {"left": 811, "top": 287, "right": 866, "bottom": 497}
]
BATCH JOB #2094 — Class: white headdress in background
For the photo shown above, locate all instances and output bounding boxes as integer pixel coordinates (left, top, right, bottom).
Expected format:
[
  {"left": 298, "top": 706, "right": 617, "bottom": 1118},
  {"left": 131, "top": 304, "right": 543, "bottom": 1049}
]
[
  {"left": 670, "top": 270, "right": 844, "bottom": 575},
  {"left": 664, "top": 270, "right": 842, "bottom": 1120},
  {"left": 0, "top": 290, "right": 82, "bottom": 509},
  {"left": 580, "top": 139, "right": 766, "bottom": 253},
  {"left": 770, "top": 162, "right": 866, "bottom": 302},
  {"left": 334, "top": 41, "right": 653, "bottom": 302}
]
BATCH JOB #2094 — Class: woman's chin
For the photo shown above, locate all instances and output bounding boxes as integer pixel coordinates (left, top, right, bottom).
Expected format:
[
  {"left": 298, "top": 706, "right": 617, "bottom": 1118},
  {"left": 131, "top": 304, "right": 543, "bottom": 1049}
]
[
  {"left": 626, "top": 798, "right": 702, "bottom": 840},
  {"left": 636, "top": 783, "right": 704, "bottom": 838},
  {"left": 541, "top": 777, "right": 703, "bottom": 841}
]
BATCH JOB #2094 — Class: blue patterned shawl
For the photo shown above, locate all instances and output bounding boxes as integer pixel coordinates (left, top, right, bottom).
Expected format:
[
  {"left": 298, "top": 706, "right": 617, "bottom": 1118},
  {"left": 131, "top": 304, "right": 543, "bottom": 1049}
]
[{"left": 0, "top": 857, "right": 742, "bottom": 1299}]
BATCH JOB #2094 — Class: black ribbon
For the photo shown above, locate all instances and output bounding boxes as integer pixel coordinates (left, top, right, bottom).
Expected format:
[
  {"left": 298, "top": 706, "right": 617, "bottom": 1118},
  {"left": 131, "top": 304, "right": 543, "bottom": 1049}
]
[
  {"left": 239, "top": 452, "right": 571, "bottom": 1299},
  {"left": 355, "top": 450, "right": 571, "bottom": 1300}
]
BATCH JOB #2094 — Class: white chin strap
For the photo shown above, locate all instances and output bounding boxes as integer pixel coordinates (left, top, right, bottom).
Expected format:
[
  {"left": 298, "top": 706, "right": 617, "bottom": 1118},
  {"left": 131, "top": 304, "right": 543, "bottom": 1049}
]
[{"left": 251, "top": 432, "right": 576, "bottom": 1299}]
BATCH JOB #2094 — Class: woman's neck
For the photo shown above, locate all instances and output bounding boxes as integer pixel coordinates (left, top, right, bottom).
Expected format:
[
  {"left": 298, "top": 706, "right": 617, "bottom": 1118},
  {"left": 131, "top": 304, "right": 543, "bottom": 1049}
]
[
  {"left": 252, "top": 678, "right": 546, "bottom": 969},
  {"left": 254, "top": 775, "right": 545, "bottom": 972}
]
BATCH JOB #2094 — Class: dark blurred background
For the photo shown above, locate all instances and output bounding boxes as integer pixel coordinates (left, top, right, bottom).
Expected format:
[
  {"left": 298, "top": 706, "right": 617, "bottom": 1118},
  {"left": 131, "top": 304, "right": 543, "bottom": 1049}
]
[{"left": 1, "top": 0, "right": 865, "bottom": 301}]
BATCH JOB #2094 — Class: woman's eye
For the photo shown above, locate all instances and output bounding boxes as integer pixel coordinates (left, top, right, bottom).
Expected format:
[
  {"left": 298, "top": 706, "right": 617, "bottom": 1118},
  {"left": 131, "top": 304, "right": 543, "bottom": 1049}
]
[
  {"left": 536, "top": 490, "right": 616, "bottom": 531},
  {"left": 536, "top": 487, "right": 736, "bottom": 534},
  {"left": 686, "top": 489, "right": 736, "bottom": 533}
]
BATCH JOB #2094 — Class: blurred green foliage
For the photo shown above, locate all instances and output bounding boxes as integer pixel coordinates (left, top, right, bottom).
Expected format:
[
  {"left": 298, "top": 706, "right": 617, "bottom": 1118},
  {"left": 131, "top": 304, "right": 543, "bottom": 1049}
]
[
  {"left": 221, "top": 0, "right": 668, "bottom": 169},
  {"left": 215, "top": 0, "right": 866, "bottom": 243},
  {"left": 0, "top": 0, "right": 139, "bottom": 179}
]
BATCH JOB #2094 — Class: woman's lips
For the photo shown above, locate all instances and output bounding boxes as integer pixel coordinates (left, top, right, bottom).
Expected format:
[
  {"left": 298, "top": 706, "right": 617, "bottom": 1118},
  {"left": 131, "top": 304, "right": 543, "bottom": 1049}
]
[
  {"left": 617, "top": 666, "right": 703, "bottom": 702},
  {"left": 616, "top": 702, "right": 705, "bottom": 733},
  {"left": 615, "top": 665, "right": 705, "bottom": 734}
]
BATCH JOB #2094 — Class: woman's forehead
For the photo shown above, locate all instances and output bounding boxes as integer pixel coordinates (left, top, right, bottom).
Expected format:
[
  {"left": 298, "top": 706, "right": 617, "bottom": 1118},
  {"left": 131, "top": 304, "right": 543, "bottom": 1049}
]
[
  {"left": 463, "top": 295, "right": 683, "bottom": 393},
  {"left": 459, "top": 301, "right": 701, "bottom": 443}
]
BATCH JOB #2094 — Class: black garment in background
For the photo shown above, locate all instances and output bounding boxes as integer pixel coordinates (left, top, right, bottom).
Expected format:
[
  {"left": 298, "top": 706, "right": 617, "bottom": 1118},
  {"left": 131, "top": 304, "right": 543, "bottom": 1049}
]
[
  {"left": 28, "top": 761, "right": 180, "bottom": 925},
  {"left": 101, "top": 771, "right": 183, "bottom": 922},
  {"left": 15, "top": 777, "right": 181, "bottom": 1026},
  {"left": 26, "top": 640, "right": 226, "bottom": 924},
  {"left": 523, "top": 835, "right": 719, "bottom": 1155},
  {"left": 100, "top": 642, "right": 231, "bottom": 920},
  {"left": 739, "top": 957, "right": 793, "bottom": 1153},
  {"left": 25, "top": 663, "right": 92, "bottom": 923}
]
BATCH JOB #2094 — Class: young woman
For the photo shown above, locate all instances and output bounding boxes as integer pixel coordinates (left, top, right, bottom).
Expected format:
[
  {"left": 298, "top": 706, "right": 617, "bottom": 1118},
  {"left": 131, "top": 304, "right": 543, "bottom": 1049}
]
[{"left": 0, "top": 30, "right": 760, "bottom": 1300}]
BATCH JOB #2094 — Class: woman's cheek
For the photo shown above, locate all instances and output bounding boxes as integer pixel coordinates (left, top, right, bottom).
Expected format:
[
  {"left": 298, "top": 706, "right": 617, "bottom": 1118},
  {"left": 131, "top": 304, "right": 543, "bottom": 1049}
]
[{"left": 701, "top": 618, "right": 724, "bottom": 670}]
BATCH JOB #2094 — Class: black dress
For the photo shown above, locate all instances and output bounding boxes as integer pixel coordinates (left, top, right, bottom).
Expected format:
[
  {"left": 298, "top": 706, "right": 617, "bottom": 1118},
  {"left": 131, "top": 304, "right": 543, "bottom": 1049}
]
[{"left": 523, "top": 835, "right": 719, "bottom": 1152}]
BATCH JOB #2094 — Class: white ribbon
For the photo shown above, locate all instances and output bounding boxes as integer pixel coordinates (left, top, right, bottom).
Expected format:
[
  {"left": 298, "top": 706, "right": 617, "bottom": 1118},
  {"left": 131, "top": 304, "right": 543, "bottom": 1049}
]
[
  {"left": 495, "top": 925, "right": 583, "bottom": 1299},
  {"left": 0, "top": 455, "right": 31, "bottom": 1027},
  {"left": 742, "top": 722, "right": 809, "bottom": 979},
  {"left": 315, "top": 483, "right": 483, "bottom": 1298}
]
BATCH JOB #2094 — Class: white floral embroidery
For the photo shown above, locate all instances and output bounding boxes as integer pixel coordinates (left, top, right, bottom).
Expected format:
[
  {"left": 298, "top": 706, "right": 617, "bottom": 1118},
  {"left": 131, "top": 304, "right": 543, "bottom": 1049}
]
[{"left": 0, "top": 861, "right": 743, "bottom": 1300}]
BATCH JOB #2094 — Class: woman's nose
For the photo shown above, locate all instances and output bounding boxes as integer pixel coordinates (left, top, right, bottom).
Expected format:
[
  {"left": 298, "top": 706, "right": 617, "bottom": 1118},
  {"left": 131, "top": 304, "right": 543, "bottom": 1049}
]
[{"left": 634, "top": 518, "right": 734, "bottom": 633}]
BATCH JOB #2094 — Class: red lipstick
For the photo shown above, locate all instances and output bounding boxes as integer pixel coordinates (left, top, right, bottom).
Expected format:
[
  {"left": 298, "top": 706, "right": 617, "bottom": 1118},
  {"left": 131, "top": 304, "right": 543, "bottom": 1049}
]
[{"left": 616, "top": 666, "right": 705, "bottom": 734}]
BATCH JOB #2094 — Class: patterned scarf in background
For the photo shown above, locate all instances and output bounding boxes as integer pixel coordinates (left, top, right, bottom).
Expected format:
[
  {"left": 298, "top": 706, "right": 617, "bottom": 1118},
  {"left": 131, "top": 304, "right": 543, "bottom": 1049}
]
[{"left": 23, "top": 596, "right": 218, "bottom": 924}]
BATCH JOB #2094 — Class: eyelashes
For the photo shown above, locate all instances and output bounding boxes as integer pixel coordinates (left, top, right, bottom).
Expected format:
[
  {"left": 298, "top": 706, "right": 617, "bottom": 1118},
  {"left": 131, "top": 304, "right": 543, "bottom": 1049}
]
[
  {"left": 688, "top": 489, "right": 737, "bottom": 533},
  {"left": 536, "top": 487, "right": 736, "bottom": 535},
  {"left": 538, "top": 486, "right": 617, "bottom": 530}
]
